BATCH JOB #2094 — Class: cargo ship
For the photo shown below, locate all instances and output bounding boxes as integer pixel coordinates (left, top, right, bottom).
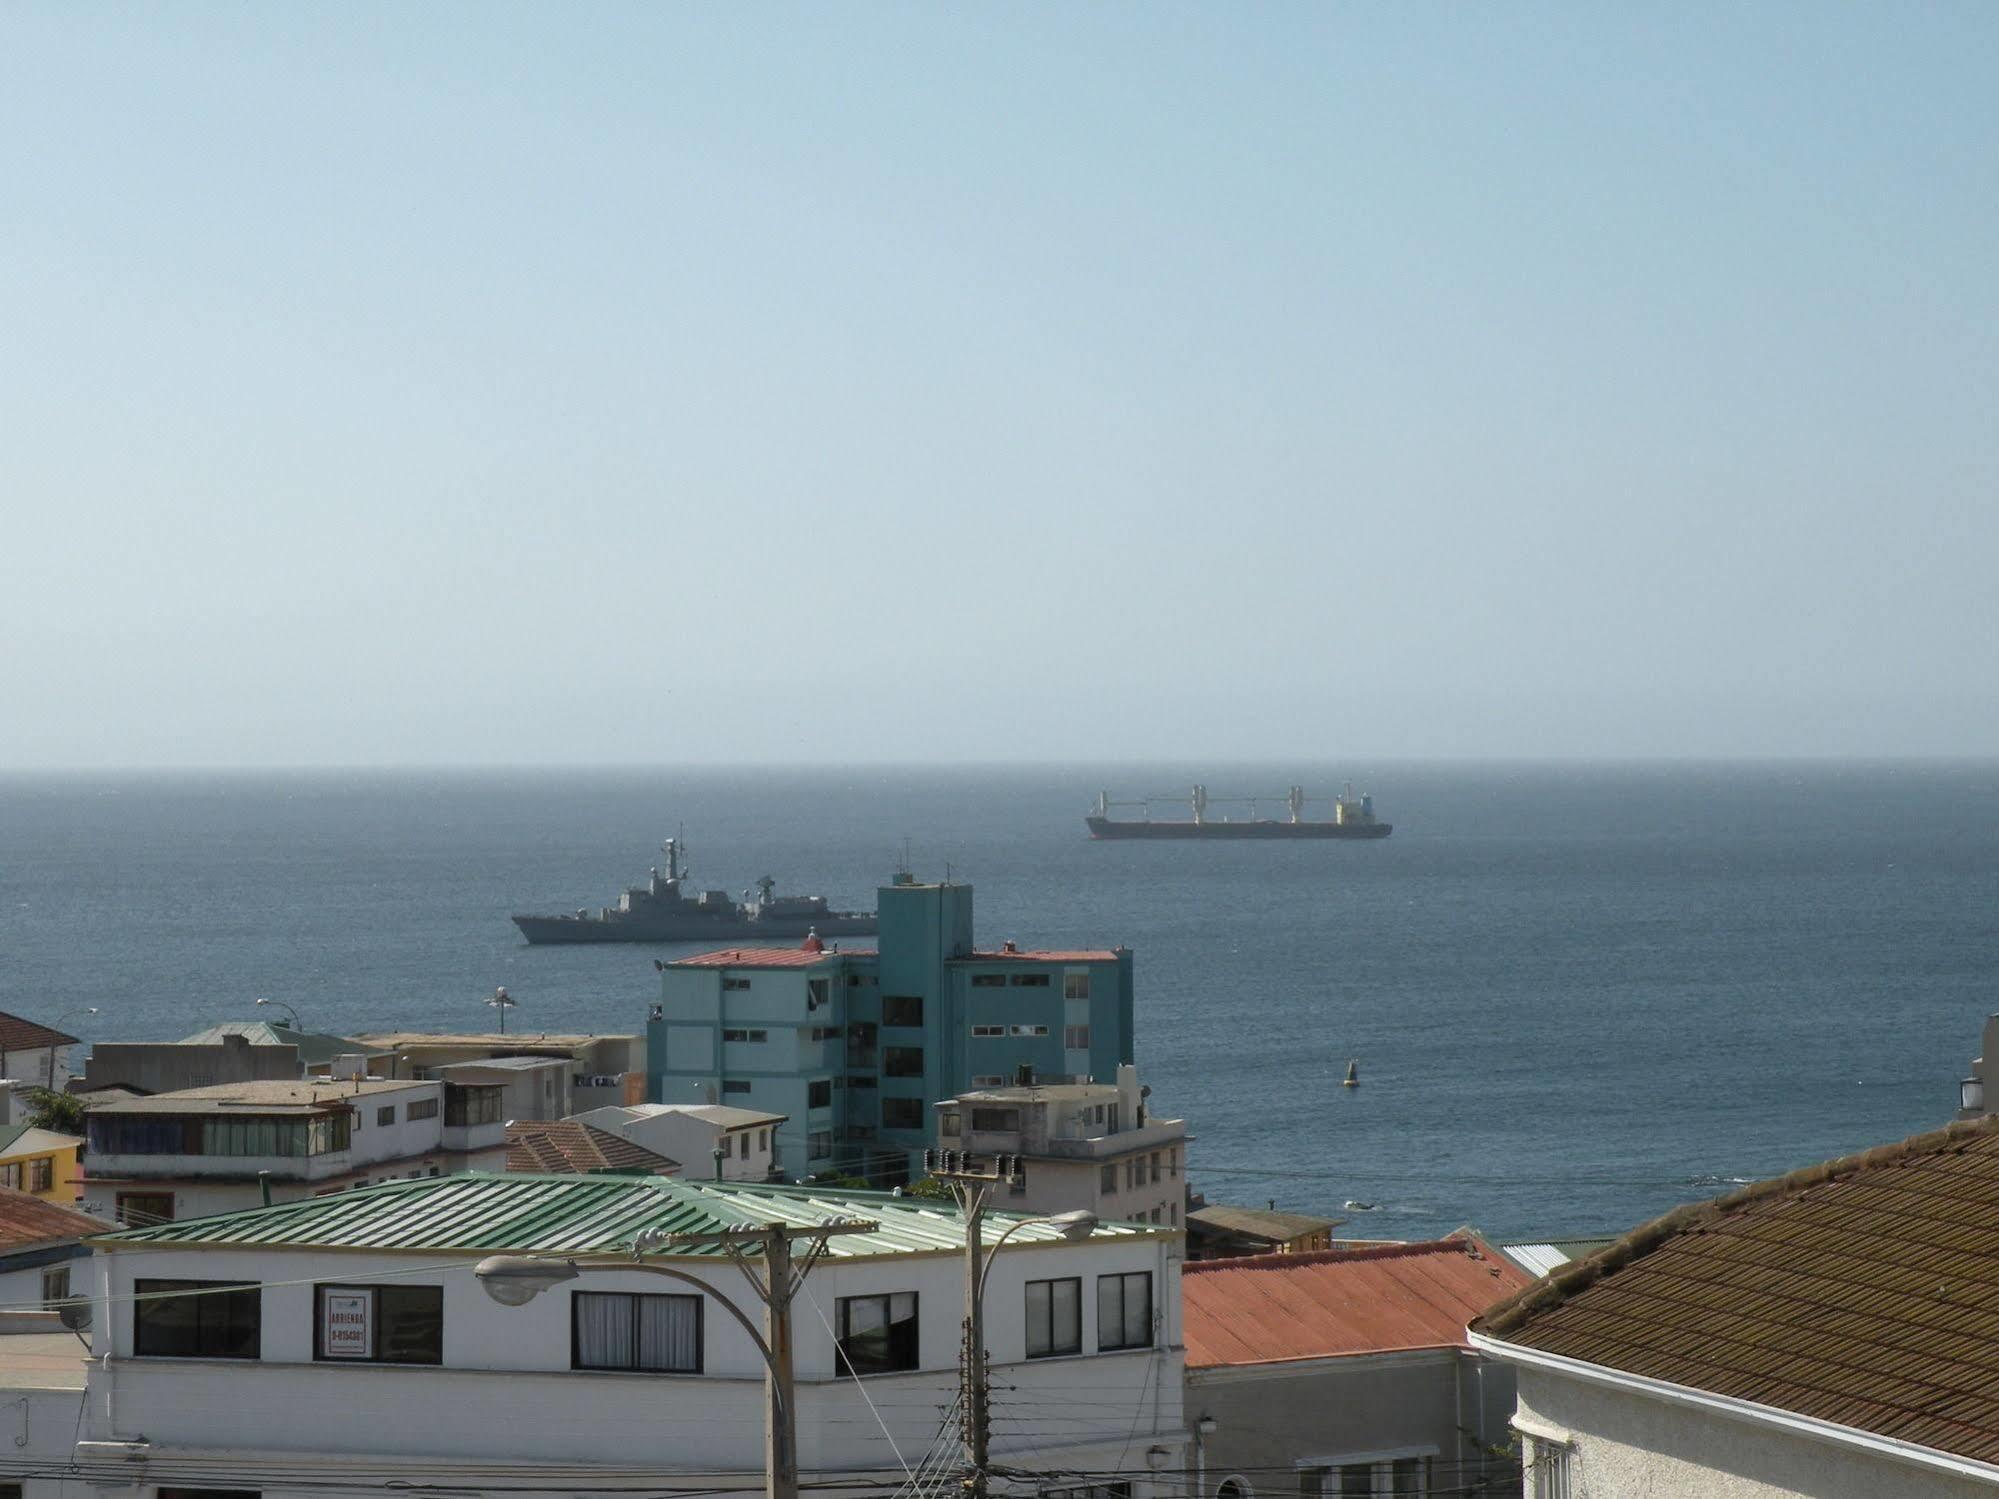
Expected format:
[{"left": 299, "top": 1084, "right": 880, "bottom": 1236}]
[
  {"left": 1085, "top": 784, "right": 1392, "bottom": 840},
  {"left": 512, "top": 838, "right": 878, "bottom": 944}
]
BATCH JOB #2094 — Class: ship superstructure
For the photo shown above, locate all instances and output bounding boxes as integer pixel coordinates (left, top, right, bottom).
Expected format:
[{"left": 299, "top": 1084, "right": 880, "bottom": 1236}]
[
  {"left": 1084, "top": 784, "right": 1392, "bottom": 840},
  {"left": 512, "top": 838, "right": 878, "bottom": 944}
]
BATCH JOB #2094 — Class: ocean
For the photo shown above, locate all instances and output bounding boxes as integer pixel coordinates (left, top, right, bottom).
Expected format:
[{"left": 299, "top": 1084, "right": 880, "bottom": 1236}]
[{"left": 4, "top": 761, "right": 1994, "bottom": 1244}]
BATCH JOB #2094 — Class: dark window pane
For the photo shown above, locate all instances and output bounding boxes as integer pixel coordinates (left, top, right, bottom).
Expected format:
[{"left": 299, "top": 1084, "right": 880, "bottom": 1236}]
[
  {"left": 837, "top": 1292, "right": 918, "bottom": 1375},
  {"left": 135, "top": 1279, "right": 260, "bottom": 1360},
  {"left": 884, "top": 1047, "right": 924, "bottom": 1078}
]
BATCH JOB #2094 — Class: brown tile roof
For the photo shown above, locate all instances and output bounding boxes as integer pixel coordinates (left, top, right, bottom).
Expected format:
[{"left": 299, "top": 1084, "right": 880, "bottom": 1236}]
[
  {"left": 1475, "top": 1115, "right": 1999, "bottom": 1466},
  {"left": 506, "top": 1121, "right": 682, "bottom": 1177},
  {"left": 0, "top": 1185, "right": 111, "bottom": 1252},
  {"left": 0, "top": 1012, "right": 80, "bottom": 1053},
  {"left": 1185, "top": 1236, "right": 1534, "bottom": 1368}
]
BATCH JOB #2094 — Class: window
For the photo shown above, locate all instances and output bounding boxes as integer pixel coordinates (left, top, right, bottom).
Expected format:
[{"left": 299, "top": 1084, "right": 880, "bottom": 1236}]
[
  {"left": 846, "top": 1075, "right": 877, "bottom": 1089},
  {"left": 1149, "top": 1152, "right": 1161, "bottom": 1183},
  {"left": 443, "top": 1086, "right": 501, "bottom": 1126},
  {"left": 377, "top": 1105, "right": 396, "bottom": 1126},
  {"left": 1169, "top": 1148, "right": 1180, "bottom": 1177},
  {"left": 135, "top": 1279, "right": 261, "bottom": 1359},
  {"left": 315, "top": 1284, "right": 443, "bottom": 1364},
  {"left": 972, "top": 1075, "right": 1006, "bottom": 1086},
  {"left": 836, "top": 1292, "right": 918, "bottom": 1375},
  {"left": 1010, "top": 973, "right": 1051, "bottom": 987},
  {"left": 882, "top": 995, "right": 924, "bottom": 1027},
  {"left": 722, "top": 1029, "right": 769, "bottom": 1043},
  {"left": 737, "top": 1131, "right": 750, "bottom": 1158},
  {"left": 884, "top": 1046, "right": 924, "bottom": 1077},
  {"left": 1170, "top": 1203, "right": 1178, "bottom": 1225},
  {"left": 1097, "top": 1272, "right": 1151, "bottom": 1350},
  {"left": 40, "top": 1265, "right": 69, "bottom": 1307},
  {"left": 808, "top": 1130, "right": 833, "bottom": 1159},
  {"left": 1008, "top": 1025, "right": 1048, "bottom": 1037},
  {"left": 810, "top": 1026, "right": 840, "bottom": 1042},
  {"left": 118, "top": 1191, "right": 175, "bottom": 1226},
  {"left": 574, "top": 1291, "right": 701, "bottom": 1372},
  {"left": 808, "top": 1079, "right": 833, "bottom": 1109},
  {"left": 1302, "top": 1459, "right": 1430, "bottom": 1498},
  {"left": 1025, "top": 1277, "right": 1081, "bottom": 1357},
  {"left": 970, "top": 1107, "right": 1021, "bottom": 1132},
  {"left": 722, "top": 977, "right": 752, "bottom": 991},
  {"left": 1217, "top": 1481, "right": 1252, "bottom": 1499},
  {"left": 1099, "top": 1163, "right": 1116, "bottom": 1194},
  {"left": 722, "top": 1079, "right": 751, "bottom": 1095},
  {"left": 1529, "top": 1441, "right": 1571, "bottom": 1499},
  {"left": 807, "top": 978, "right": 829, "bottom": 1010},
  {"left": 1063, "top": 1025, "right": 1090, "bottom": 1050},
  {"left": 758, "top": 1129, "right": 770, "bottom": 1149},
  {"left": 1063, "top": 973, "right": 1091, "bottom": 1000},
  {"left": 28, "top": 1158, "right": 53, "bottom": 1193},
  {"left": 882, "top": 1097, "right": 926, "bottom": 1129},
  {"left": 0, "top": 1164, "right": 18, "bottom": 1190},
  {"left": 971, "top": 1025, "right": 1005, "bottom": 1038},
  {"left": 406, "top": 1097, "right": 440, "bottom": 1122},
  {"left": 939, "top": 1110, "right": 961, "bottom": 1136},
  {"left": 970, "top": 974, "right": 1006, "bottom": 988},
  {"left": 1125, "top": 1159, "right": 1139, "bottom": 1189}
]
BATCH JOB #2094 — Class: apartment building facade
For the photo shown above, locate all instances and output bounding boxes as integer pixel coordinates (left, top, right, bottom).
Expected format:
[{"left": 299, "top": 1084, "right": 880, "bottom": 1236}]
[
  {"left": 937, "top": 1064, "right": 1188, "bottom": 1226},
  {"left": 78, "top": 1077, "right": 507, "bottom": 1224},
  {"left": 566, "top": 1102, "right": 782, "bottom": 1181},
  {"left": 649, "top": 877, "right": 1136, "bottom": 1182}
]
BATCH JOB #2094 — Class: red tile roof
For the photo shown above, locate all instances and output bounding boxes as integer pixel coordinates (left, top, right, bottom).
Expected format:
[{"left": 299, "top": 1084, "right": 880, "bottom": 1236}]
[
  {"left": 670, "top": 948, "right": 869, "bottom": 969},
  {"left": 0, "top": 1186, "right": 110, "bottom": 1252},
  {"left": 956, "top": 950, "right": 1121, "bottom": 963},
  {"left": 0, "top": 1012, "right": 80, "bottom": 1053},
  {"left": 505, "top": 1121, "right": 682, "bottom": 1177},
  {"left": 1475, "top": 1114, "right": 1999, "bottom": 1467},
  {"left": 1183, "top": 1236, "right": 1534, "bottom": 1368}
]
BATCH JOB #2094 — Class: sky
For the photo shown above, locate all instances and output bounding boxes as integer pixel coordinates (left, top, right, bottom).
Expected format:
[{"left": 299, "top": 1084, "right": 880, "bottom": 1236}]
[{"left": 3, "top": 4, "right": 1996, "bottom": 767}]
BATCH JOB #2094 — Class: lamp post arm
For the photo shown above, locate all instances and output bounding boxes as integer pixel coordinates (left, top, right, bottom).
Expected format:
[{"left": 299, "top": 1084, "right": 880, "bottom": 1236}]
[
  {"left": 974, "top": 1218, "right": 1041, "bottom": 1301},
  {"left": 573, "top": 1257, "right": 781, "bottom": 1391}
]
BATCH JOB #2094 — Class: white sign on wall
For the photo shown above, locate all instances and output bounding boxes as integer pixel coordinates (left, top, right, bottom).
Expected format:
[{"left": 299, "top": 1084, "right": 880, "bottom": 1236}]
[{"left": 321, "top": 1290, "right": 372, "bottom": 1359}]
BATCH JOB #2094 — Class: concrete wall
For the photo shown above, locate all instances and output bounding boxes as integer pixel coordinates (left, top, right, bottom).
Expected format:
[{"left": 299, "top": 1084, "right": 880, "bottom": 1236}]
[
  {"left": 1191, "top": 1349, "right": 1515, "bottom": 1499},
  {"left": 81, "top": 1037, "right": 300, "bottom": 1093},
  {"left": 1514, "top": 1365, "right": 1999, "bottom": 1498}
]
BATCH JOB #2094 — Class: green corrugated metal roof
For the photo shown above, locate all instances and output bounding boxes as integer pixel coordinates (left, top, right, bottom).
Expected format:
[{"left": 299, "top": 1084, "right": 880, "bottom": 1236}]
[{"left": 92, "top": 1173, "right": 1163, "bottom": 1257}]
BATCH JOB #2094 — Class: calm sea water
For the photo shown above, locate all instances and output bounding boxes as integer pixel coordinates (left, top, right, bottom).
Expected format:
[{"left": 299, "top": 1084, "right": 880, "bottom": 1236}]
[{"left": 3, "top": 762, "right": 1995, "bottom": 1243}]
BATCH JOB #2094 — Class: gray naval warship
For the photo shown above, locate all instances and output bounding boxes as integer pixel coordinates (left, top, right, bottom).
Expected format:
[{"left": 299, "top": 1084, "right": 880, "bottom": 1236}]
[{"left": 511, "top": 838, "right": 878, "bottom": 945}]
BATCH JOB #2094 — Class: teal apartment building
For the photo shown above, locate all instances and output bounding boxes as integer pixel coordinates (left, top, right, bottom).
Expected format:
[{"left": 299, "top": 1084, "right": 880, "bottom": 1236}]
[{"left": 647, "top": 877, "right": 1136, "bottom": 1185}]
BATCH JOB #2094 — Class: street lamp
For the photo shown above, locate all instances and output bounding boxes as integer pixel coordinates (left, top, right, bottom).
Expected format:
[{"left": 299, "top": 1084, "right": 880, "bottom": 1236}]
[
  {"left": 927, "top": 1150, "right": 1099, "bottom": 1499},
  {"left": 472, "top": 1213, "right": 878, "bottom": 1499},
  {"left": 254, "top": 997, "right": 300, "bottom": 1029},
  {"left": 487, "top": 986, "right": 517, "bottom": 1035},
  {"left": 50, "top": 1007, "right": 99, "bottom": 1090}
]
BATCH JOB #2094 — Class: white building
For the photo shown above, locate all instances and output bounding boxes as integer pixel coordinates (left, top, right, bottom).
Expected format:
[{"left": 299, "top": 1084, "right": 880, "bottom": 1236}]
[
  {"left": 570, "top": 1101, "right": 785, "bottom": 1181},
  {"left": 1474, "top": 1115, "right": 1999, "bottom": 1498},
  {"left": 79, "top": 1077, "right": 507, "bottom": 1225},
  {"left": 433, "top": 1054, "right": 572, "bottom": 1124},
  {"left": 63, "top": 1170, "right": 1187, "bottom": 1495},
  {"left": 937, "top": 1064, "right": 1189, "bottom": 1227},
  {"left": 0, "top": 1010, "right": 85, "bottom": 1093}
]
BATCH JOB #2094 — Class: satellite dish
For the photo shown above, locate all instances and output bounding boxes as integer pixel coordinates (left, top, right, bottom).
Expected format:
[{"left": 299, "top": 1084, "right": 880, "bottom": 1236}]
[{"left": 57, "top": 1300, "right": 90, "bottom": 1333}]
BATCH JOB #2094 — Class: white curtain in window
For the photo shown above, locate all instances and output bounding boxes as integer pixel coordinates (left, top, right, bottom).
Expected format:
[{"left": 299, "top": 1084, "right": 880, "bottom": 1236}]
[
  {"left": 577, "top": 1292, "right": 635, "bottom": 1368},
  {"left": 638, "top": 1295, "right": 699, "bottom": 1370}
]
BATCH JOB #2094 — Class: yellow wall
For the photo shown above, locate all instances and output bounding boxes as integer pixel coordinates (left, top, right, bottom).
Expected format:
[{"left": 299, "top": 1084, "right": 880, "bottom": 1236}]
[{"left": 0, "top": 1141, "right": 82, "bottom": 1204}]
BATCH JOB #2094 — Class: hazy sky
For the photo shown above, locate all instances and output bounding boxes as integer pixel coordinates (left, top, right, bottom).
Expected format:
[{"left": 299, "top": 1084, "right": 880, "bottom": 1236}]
[{"left": 5, "top": 5, "right": 1996, "bottom": 766}]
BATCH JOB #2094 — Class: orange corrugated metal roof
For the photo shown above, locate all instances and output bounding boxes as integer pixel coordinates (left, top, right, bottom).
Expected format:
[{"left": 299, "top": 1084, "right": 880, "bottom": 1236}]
[
  {"left": 1183, "top": 1237, "right": 1533, "bottom": 1368},
  {"left": 1477, "top": 1114, "right": 1999, "bottom": 1468}
]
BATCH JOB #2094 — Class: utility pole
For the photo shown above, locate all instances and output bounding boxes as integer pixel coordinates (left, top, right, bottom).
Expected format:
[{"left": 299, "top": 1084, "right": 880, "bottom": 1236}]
[
  {"left": 653, "top": 1218, "right": 878, "bottom": 1499},
  {"left": 926, "top": 1147, "right": 1023, "bottom": 1499}
]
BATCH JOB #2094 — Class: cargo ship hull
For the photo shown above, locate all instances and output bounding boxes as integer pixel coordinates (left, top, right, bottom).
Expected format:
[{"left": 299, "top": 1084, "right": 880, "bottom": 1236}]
[
  {"left": 513, "top": 911, "right": 878, "bottom": 945},
  {"left": 1085, "top": 816, "right": 1392, "bottom": 840}
]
